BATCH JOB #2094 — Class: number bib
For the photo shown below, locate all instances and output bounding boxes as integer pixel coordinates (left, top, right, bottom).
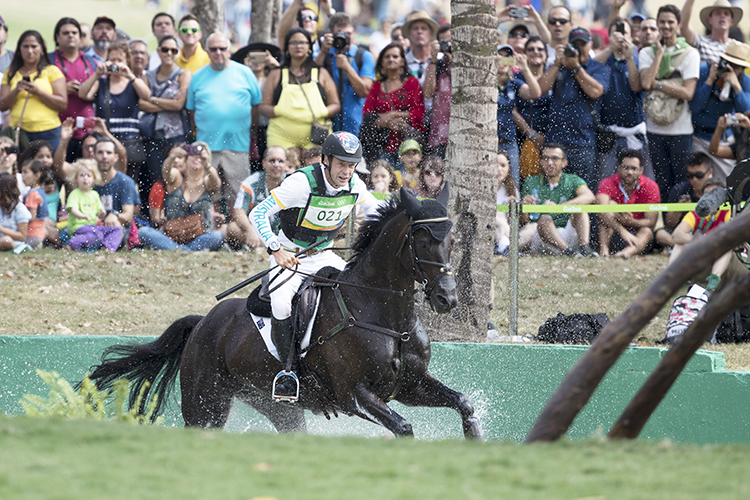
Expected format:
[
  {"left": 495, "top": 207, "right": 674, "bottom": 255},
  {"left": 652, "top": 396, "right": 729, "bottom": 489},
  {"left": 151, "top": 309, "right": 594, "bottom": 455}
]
[{"left": 300, "top": 194, "right": 357, "bottom": 232}]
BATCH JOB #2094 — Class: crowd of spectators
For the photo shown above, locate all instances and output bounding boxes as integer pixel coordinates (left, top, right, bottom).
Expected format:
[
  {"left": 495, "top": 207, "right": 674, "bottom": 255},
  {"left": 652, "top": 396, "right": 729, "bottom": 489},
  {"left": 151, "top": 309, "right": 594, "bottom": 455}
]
[{"left": 0, "top": 1, "right": 748, "bottom": 263}]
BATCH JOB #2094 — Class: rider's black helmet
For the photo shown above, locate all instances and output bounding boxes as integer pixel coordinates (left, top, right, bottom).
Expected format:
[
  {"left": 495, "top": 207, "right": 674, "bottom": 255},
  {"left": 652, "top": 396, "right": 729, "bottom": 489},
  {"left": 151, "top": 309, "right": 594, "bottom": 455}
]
[{"left": 322, "top": 132, "right": 362, "bottom": 164}]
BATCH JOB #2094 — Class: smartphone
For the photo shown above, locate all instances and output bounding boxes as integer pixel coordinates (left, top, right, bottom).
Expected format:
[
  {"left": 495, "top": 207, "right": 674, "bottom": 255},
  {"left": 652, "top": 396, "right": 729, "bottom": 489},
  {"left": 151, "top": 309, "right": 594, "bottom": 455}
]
[
  {"left": 22, "top": 76, "right": 31, "bottom": 82},
  {"left": 182, "top": 143, "right": 204, "bottom": 156},
  {"left": 615, "top": 21, "right": 626, "bottom": 34},
  {"left": 499, "top": 56, "right": 516, "bottom": 66},
  {"left": 509, "top": 7, "right": 529, "bottom": 18},
  {"left": 248, "top": 52, "right": 266, "bottom": 65},
  {"left": 76, "top": 117, "right": 97, "bottom": 129}
]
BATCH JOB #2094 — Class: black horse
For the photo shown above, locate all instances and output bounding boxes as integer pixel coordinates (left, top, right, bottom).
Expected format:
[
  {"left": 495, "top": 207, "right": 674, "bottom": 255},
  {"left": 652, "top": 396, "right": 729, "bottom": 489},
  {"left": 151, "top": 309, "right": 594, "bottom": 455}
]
[{"left": 87, "top": 186, "right": 483, "bottom": 438}]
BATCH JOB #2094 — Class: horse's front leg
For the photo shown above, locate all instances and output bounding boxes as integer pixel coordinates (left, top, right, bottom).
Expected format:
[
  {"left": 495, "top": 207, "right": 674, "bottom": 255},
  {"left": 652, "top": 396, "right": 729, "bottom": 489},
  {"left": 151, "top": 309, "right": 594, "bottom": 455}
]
[
  {"left": 341, "top": 384, "right": 414, "bottom": 437},
  {"left": 396, "top": 372, "right": 484, "bottom": 440}
]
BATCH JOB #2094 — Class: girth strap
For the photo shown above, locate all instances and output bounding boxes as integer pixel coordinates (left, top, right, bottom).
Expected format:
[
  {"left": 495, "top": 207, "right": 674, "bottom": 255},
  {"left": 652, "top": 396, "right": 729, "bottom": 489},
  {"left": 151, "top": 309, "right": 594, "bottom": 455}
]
[{"left": 300, "top": 284, "right": 410, "bottom": 401}]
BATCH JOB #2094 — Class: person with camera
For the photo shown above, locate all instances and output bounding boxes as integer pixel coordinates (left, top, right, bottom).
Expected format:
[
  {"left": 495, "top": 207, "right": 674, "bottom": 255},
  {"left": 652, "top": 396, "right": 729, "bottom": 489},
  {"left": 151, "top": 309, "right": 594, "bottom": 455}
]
[
  {"left": 680, "top": 0, "right": 742, "bottom": 64},
  {"left": 423, "top": 24, "right": 452, "bottom": 159},
  {"left": 537, "top": 27, "right": 610, "bottom": 188},
  {"left": 690, "top": 40, "right": 750, "bottom": 182},
  {"left": 709, "top": 112, "right": 750, "bottom": 162},
  {"left": 314, "top": 13, "right": 374, "bottom": 135}
]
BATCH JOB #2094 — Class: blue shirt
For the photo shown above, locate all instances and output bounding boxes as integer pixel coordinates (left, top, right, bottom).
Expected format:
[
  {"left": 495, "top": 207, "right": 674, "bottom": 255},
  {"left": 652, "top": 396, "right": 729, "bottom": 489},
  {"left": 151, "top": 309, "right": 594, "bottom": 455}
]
[
  {"left": 186, "top": 61, "right": 262, "bottom": 153},
  {"left": 516, "top": 73, "right": 553, "bottom": 135},
  {"left": 95, "top": 171, "right": 141, "bottom": 215},
  {"left": 327, "top": 45, "right": 375, "bottom": 134},
  {"left": 600, "top": 54, "right": 644, "bottom": 128},
  {"left": 546, "top": 59, "right": 611, "bottom": 147},
  {"left": 497, "top": 79, "right": 521, "bottom": 142},
  {"left": 690, "top": 62, "right": 750, "bottom": 140}
]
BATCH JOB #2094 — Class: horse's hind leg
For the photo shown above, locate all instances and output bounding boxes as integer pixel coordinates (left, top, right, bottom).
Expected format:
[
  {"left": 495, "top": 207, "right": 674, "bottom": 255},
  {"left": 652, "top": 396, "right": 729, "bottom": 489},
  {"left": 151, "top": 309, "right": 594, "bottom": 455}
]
[
  {"left": 396, "top": 373, "right": 484, "bottom": 440},
  {"left": 181, "top": 369, "right": 237, "bottom": 428},
  {"left": 236, "top": 388, "right": 307, "bottom": 433}
]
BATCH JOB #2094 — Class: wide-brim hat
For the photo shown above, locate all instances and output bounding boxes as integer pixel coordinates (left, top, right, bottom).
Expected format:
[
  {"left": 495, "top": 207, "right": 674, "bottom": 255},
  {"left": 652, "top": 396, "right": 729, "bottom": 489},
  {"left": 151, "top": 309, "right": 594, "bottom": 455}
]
[
  {"left": 719, "top": 39, "right": 750, "bottom": 68},
  {"left": 402, "top": 11, "right": 439, "bottom": 39},
  {"left": 699, "top": 0, "right": 743, "bottom": 30},
  {"left": 231, "top": 42, "right": 282, "bottom": 64}
]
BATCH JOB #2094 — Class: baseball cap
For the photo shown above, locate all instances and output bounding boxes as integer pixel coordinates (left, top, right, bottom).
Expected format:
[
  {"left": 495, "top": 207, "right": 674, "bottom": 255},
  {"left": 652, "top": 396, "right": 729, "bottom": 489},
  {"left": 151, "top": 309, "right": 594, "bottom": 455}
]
[
  {"left": 568, "top": 27, "right": 591, "bottom": 44},
  {"left": 93, "top": 16, "right": 116, "bottom": 29},
  {"left": 509, "top": 23, "right": 529, "bottom": 34},
  {"left": 629, "top": 13, "right": 647, "bottom": 22},
  {"left": 497, "top": 44, "right": 514, "bottom": 55},
  {"left": 398, "top": 139, "right": 422, "bottom": 156}
]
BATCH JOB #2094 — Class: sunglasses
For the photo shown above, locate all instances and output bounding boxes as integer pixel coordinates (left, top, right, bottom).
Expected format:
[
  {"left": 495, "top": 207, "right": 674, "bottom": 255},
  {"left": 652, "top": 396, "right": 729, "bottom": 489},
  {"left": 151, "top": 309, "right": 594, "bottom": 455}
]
[
  {"left": 160, "top": 47, "right": 179, "bottom": 54},
  {"left": 686, "top": 170, "right": 709, "bottom": 179},
  {"left": 423, "top": 170, "right": 444, "bottom": 177},
  {"left": 548, "top": 18, "right": 570, "bottom": 25},
  {"left": 207, "top": 46, "right": 227, "bottom": 52},
  {"left": 509, "top": 32, "right": 529, "bottom": 38},
  {"left": 179, "top": 26, "right": 200, "bottom": 34},
  {"left": 300, "top": 14, "right": 318, "bottom": 22},
  {"left": 526, "top": 47, "right": 546, "bottom": 53}
]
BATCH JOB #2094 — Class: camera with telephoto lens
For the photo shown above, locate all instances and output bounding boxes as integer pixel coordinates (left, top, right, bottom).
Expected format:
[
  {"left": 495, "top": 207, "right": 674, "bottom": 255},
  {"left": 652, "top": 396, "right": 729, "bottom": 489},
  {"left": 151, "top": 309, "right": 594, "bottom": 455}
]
[
  {"left": 106, "top": 64, "right": 119, "bottom": 73},
  {"left": 439, "top": 40, "right": 452, "bottom": 54},
  {"left": 332, "top": 31, "right": 349, "bottom": 54},
  {"left": 717, "top": 58, "right": 731, "bottom": 74},
  {"left": 563, "top": 44, "right": 579, "bottom": 58}
]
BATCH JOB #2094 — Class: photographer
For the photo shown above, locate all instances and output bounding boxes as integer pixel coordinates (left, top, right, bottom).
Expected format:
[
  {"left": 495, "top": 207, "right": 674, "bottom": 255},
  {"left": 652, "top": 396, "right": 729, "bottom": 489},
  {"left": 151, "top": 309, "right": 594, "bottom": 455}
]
[
  {"left": 690, "top": 40, "right": 750, "bottom": 182},
  {"left": 709, "top": 112, "right": 750, "bottom": 162},
  {"left": 423, "top": 24, "right": 452, "bottom": 159},
  {"left": 537, "top": 27, "right": 610, "bottom": 188},
  {"left": 314, "top": 13, "right": 374, "bottom": 134}
]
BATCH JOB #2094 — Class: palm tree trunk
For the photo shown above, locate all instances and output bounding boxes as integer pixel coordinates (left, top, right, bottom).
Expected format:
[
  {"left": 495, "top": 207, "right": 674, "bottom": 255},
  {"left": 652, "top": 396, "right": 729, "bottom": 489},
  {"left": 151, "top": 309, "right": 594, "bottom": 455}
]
[
  {"left": 193, "top": 0, "right": 225, "bottom": 42},
  {"left": 250, "top": 0, "right": 282, "bottom": 44}
]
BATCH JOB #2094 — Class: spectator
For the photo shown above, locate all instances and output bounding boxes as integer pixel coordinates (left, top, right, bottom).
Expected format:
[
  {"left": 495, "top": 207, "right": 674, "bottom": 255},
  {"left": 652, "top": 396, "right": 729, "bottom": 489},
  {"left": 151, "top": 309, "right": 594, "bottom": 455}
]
[
  {"left": 66, "top": 159, "right": 123, "bottom": 252},
  {"left": 0, "top": 16, "right": 12, "bottom": 75},
  {"left": 538, "top": 27, "right": 610, "bottom": 187},
  {"left": 668, "top": 178, "right": 731, "bottom": 291},
  {"left": 403, "top": 11, "right": 437, "bottom": 118},
  {"left": 629, "top": 14, "right": 647, "bottom": 49},
  {"left": 690, "top": 40, "right": 750, "bottom": 181},
  {"left": 414, "top": 155, "right": 445, "bottom": 199},
  {"left": 368, "top": 159, "right": 399, "bottom": 194},
  {"left": 656, "top": 151, "right": 714, "bottom": 251},
  {"left": 681, "top": 0, "right": 743, "bottom": 64},
  {"left": 423, "top": 24, "right": 452, "bottom": 159},
  {"left": 639, "top": 18, "right": 660, "bottom": 49},
  {"left": 360, "top": 43, "right": 425, "bottom": 167},
  {"left": 148, "top": 13, "right": 177, "bottom": 70},
  {"left": 278, "top": 0, "right": 329, "bottom": 58},
  {"left": 128, "top": 39, "right": 149, "bottom": 79},
  {"left": 140, "top": 35, "right": 191, "bottom": 208},
  {"left": 593, "top": 18, "right": 647, "bottom": 183},
  {"left": 497, "top": 5, "right": 551, "bottom": 57},
  {"left": 390, "top": 23, "right": 410, "bottom": 53},
  {"left": 176, "top": 14, "right": 210, "bottom": 74},
  {"left": 49, "top": 18, "right": 96, "bottom": 162},
  {"left": 495, "top": 150, "right": 519, "bottom": 256},
  {"left": 396, "top": 139, "right": 422, "bottom": 189},
  {"left": 497, "top": 44, "right": 542, "bottom": 185},
  {"left": 78, "top": 43, "right": 151, "bottom": 190},
  {"left": 20, "top": 159, "right": 56, "bottom": 248},
  {"left": 226, "top": 145, "right": 286, "bottom": 250},
  {"left": 301, "top": 145, "right": 321, "bottom": 167},
  {"left": 54, "top": 117, "right": 127, "bottom": 188},
  {"left": 17, "top": 140, "right": 54, "bottom": 206},
  {"left": 148, "top": 145, "right": 186, "bottom": 230},
  {"left": 710, "top": 111, "right": 750, "bottom": 161},
  {"left": 544, "top": 6, "right": 573, "bottom": 68},
  {"left": 138, "top": 142, "right": 224, "bottom": 251},
  {"left": 596, "top": 149, "right": 660, "bottom": 258},
  {"left": 639, "top": 4, "right": 700, "bottom": 202},
  {"left": 315, "top": 13, "right": 375, "bottom": 135},
  {"left": 187, "top": 32, "right": 262, "bottom": 209},
  {"left": 84, "top": 16, "right": 117, "bottom": 67},
  {"left": 79, "top": 23, "right": 92, "bottom": 53},
  {"left": 0, "top": 172, "right": 31, "bottom": 251},
  {"left": 519, "top": 143, "right": 597, "bottom": 257},
  {"left": 0, "top": 30, "right": 67, "bottom": 150},
  {"left": 93, "top": 137, "right": 140, "bottom": 231}
]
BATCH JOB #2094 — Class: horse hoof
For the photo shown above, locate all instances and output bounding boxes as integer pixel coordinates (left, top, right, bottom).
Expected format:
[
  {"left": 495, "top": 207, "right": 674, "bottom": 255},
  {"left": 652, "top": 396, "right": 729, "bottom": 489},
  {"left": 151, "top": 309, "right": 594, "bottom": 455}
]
[{"left": 464, "top": 417, "right": 484, "bottom": 441}]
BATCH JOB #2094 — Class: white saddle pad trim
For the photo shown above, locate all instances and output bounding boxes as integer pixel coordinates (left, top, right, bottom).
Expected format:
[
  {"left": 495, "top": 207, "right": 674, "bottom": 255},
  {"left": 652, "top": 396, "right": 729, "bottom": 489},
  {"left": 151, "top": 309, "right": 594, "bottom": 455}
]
[{"left": 250, "top": 292, "right": 321, "bottom": 361}]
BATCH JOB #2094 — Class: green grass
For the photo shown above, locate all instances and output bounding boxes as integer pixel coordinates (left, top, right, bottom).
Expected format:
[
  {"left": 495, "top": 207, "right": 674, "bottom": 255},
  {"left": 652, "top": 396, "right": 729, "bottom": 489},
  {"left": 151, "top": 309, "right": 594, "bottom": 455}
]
[{"left": 1, "top": 414, "right": 749, "bottom": 500}]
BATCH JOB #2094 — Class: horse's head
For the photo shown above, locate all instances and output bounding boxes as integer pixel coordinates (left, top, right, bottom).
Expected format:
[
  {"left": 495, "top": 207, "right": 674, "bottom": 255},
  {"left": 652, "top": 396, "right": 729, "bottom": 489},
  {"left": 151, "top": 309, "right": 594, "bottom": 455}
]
[{"left": 401, "top": 184, "right": 458, "bottom": 314}]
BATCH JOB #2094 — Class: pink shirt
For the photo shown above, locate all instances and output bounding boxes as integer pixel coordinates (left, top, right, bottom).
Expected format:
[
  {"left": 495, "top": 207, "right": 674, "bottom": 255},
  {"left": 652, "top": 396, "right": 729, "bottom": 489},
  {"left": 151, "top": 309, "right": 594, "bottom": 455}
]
[
  {"left": 53, "top": 50, "right": 96, "bottom": 140},
  {"left": 597, "top": 174, "right": 661, "bottom": 220}
]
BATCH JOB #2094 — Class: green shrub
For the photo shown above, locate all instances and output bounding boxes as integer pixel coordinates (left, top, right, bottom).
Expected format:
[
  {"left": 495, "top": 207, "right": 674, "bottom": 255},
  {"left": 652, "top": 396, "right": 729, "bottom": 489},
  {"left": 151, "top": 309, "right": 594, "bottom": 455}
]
[{"left": 21, "top": 369, "right": 163, "bottom": 424}]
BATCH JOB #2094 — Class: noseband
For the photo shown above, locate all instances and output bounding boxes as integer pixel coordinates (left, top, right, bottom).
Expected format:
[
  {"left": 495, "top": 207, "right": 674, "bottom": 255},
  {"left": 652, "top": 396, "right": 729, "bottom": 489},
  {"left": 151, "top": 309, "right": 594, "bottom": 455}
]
[{"left": 403, "top": 217, "right": 454, "bottom": 302}]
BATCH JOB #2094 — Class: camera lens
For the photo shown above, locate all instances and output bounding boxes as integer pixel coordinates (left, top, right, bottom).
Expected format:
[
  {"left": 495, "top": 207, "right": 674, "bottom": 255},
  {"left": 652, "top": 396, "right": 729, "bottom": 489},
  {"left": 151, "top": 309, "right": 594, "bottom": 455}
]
[{"left": 332, "top": 31, "right": 349, "bottom": 53}]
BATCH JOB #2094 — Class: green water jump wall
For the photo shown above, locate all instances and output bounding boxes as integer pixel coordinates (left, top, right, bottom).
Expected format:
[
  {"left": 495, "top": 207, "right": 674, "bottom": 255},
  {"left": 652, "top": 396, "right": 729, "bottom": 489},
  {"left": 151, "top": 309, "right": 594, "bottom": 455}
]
[{"left": 1, "top": 335, "right": 748, "bottom": 444}]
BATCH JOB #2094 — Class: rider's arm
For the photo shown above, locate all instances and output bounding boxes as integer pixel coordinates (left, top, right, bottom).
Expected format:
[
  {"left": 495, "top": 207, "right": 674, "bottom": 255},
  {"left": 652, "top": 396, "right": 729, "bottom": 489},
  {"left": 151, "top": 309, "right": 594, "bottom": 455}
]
[{"left": 249, "top": 194, "right": 283, "bottom": 249}]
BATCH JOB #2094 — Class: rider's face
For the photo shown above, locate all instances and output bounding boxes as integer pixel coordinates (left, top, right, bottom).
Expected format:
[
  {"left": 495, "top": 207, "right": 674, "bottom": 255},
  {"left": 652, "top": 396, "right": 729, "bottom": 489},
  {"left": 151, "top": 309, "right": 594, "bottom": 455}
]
[{"left": 325, "top": 156, "right": 356, "bottom": 189}]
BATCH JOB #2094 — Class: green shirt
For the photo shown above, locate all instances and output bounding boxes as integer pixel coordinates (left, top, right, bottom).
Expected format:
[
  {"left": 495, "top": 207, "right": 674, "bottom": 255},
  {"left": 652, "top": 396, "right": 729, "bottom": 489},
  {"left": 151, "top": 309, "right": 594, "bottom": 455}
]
[
  {"left": 521, "top": 172, "right": 588, "bottom": 227},
  {"left": 66, "top": 188, "right": 103, "bottom": 234}
]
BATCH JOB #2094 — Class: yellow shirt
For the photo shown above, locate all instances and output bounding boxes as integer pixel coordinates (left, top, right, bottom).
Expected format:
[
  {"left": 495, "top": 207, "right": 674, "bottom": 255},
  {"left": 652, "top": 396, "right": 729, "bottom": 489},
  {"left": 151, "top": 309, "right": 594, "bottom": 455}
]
[
  {"left": 176, "top": 44, "right": 210, "bottom": 74},
  {"left": 2, "top": 65, "right": 64, "bottom": 132}
]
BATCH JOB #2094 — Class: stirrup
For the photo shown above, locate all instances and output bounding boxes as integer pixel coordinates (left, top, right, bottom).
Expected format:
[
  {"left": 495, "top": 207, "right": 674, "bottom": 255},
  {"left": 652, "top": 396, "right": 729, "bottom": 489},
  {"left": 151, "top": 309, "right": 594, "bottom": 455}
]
[{"left": 272, "top": 370, "right": 299, "bottom": 403}]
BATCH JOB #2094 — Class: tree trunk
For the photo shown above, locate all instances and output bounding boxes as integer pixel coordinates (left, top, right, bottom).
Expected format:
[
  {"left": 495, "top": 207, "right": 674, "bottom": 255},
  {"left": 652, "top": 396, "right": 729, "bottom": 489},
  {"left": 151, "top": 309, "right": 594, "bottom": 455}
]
[
  {"left": 250, "top": 0, "right": 282, "bottom": 44},
  {"left": 193, "top": 0, "right": 225, "bottom": 44},
  {"left": 424, "top": 1, "right": 498, "bottom": 343}
]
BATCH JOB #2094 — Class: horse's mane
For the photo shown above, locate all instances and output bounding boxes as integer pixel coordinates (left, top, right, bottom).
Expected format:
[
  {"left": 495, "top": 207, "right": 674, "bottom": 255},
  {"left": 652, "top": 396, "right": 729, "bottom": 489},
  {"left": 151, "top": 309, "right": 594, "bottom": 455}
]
[{"left": 347, "top": 195, "right": 405, "bottom": 266}]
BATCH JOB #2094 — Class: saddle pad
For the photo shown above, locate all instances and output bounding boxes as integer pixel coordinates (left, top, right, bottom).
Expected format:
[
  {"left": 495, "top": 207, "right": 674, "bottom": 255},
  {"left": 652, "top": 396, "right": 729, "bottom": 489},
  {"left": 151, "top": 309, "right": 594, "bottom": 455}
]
[{"left": 250, "top": 292, "right": 320, "bottom": 361}]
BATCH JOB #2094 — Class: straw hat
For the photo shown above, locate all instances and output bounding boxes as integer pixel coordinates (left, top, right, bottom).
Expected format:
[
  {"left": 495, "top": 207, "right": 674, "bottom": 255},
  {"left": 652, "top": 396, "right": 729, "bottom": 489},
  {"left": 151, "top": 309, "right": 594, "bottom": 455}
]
[
  {"left": 402, "top": 11, "right": 439, "bottom": 38},
  {"left": 719, "top": 39, "right": 750, "bottom": 68},
  {"left": 699, "top": 0, "right": 743, "bottom": 29}
]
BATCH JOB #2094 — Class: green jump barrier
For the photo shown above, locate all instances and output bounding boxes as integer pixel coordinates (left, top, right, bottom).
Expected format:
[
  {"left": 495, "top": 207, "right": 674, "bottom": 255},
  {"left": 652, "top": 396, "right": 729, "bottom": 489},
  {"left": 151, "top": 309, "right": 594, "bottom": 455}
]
[
  {"left": 1, "top": 335, "right": 748, "bottom": 444},
  {"left": 496, "top": 202, "right": 722, "bottom": 213}
]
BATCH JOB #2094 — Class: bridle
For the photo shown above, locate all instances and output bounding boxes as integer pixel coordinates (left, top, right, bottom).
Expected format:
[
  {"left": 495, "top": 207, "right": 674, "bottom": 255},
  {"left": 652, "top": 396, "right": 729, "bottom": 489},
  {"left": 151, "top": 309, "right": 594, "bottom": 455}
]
[{"left": 401, "top": 216, "right": 454, "bottom": 303}]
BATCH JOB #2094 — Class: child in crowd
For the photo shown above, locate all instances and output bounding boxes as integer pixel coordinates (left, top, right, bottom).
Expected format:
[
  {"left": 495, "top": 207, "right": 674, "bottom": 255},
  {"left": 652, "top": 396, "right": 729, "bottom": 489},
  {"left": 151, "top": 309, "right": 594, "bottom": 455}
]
[
  {"left": 396, "top": 139, "right": 422, "bottom": 189},
  {"left": 302, "top": 146, "right": 322, "bottom": 167},
  {"left": 285, "top": 148, "right": 301, "bottom": 174},
  {"left": 495, "top": 149, "right": 520, "bottom": 256},
  {"left": 20, "top": 160, "right": 57, "bottom": 249},
  {"left": 414, "top": 156, "right": 446, "bottom": 199},
  {"left": 66, "top": 160, "right": 124, "bottom": 252},
  {"left": 368, "top": 159, "right": 399, "bottom": 195},
  {"left": 668, "top": 179, "right": 732, "bottom": 291},
  {"left": 148, "top": 146, "right": 187, "bottom": 230},
  {"left": 0, "top": 173, "right": 31, "bottom": 252}
]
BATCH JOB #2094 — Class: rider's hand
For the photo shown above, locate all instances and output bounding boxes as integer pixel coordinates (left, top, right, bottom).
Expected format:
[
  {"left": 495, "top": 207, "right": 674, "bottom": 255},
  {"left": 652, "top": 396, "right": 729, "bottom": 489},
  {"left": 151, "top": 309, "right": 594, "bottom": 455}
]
[{"left": 272, "top": 248, "right": 300, "bottom": 269}]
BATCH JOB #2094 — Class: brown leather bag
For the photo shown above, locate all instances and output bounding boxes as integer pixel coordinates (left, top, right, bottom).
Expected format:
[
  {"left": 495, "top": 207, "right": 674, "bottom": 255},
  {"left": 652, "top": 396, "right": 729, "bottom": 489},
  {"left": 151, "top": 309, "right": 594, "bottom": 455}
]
[{"left": 164, "top": 213, "right": 205, "bottom": 244}]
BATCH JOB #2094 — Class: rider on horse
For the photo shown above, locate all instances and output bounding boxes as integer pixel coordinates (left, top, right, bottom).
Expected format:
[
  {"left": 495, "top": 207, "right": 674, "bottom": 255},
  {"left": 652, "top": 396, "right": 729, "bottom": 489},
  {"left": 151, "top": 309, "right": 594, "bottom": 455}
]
[{"left": 249, "top": 132, "right": 382, "bottom": 401}]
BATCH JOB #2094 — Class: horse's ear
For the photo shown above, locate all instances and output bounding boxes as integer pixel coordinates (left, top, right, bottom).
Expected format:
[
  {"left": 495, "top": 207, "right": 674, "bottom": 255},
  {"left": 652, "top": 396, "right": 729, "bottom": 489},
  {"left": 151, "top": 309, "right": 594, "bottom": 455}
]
[
  {"left": 401, "top": 187, "right": 422, "bottom": 218},
  {"left": 437, "top": 181, "right": 450, "bottom": 209}
]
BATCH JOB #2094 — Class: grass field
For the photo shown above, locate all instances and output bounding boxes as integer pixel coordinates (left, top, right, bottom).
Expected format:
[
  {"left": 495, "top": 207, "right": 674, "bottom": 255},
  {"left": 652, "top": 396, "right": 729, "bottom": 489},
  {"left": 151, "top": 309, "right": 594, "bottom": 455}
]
[{"left": 1, "top": 414, "right": 749, "bottom": 500}]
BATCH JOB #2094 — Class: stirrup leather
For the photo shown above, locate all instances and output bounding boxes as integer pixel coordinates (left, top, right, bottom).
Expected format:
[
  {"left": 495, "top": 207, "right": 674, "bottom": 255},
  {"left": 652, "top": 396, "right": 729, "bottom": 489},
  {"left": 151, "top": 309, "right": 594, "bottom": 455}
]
[{"left": 272, "top": 370, "right": 299, "bottom": 403}]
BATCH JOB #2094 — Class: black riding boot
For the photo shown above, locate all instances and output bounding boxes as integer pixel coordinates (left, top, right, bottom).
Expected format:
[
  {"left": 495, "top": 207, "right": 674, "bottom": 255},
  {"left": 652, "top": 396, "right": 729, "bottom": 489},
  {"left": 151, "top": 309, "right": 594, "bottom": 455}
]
[{"left": 271, "top": 317, "right": 299, "bottom": 402}]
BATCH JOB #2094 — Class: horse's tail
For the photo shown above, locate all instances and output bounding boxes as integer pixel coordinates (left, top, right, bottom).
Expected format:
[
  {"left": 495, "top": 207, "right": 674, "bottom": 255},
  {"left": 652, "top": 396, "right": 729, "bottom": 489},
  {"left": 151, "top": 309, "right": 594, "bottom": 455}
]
[{"left": 86, "top": 315, "right": 204, "bottom": 420}]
